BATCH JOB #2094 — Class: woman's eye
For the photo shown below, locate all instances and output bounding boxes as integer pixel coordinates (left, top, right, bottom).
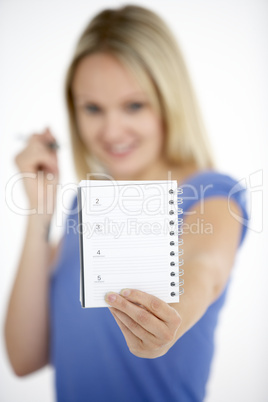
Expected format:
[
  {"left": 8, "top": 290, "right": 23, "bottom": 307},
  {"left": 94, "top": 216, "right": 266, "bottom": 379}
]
[
  {"left": 127, "top": 102, "right": 144, "bottom": 112},
  {"left": 84, "top": 104, "right": 100, "bottom": 114}
]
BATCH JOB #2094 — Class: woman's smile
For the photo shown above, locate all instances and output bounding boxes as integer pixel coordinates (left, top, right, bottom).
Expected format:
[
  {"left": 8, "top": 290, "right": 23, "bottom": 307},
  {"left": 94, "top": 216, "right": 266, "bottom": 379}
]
[{"left": 105, "top": 142, "right": 137, "bottom": 157}]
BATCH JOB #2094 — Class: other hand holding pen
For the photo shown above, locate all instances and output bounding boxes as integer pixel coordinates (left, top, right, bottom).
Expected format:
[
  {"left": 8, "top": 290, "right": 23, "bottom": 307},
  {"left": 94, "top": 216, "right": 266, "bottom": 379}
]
[{"left": 14, "top": 127, "right": 60, "bottom": 221}]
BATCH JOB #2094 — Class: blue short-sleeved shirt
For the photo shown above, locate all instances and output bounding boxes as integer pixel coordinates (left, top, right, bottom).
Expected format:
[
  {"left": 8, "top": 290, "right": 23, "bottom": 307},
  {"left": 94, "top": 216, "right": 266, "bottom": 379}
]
[{"left": 49, "top": 170, "right": 248, "bottom": 402}]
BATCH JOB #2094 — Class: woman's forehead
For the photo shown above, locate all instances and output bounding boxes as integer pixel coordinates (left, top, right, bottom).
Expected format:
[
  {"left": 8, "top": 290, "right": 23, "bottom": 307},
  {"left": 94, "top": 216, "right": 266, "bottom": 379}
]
[{"left": 72, "top": 53, "right": 147, "bottom": 100}]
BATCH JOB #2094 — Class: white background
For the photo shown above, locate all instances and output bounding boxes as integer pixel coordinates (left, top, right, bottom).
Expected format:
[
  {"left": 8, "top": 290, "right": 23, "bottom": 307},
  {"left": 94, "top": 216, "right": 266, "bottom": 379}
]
[{"left": 1, "top": 0, "right": 267, "bottom": 401}]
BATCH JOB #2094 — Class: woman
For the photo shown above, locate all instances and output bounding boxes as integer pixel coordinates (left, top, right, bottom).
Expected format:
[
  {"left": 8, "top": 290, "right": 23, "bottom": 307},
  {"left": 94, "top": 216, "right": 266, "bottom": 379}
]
[{"left": 5, "top": 5, "right": 248, "bottom": 401}]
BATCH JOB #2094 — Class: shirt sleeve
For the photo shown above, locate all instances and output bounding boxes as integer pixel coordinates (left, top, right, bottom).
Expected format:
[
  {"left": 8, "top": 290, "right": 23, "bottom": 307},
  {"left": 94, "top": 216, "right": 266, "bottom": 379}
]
[{"left": 180, "top": 170, "right": 249, "bottom": 247}]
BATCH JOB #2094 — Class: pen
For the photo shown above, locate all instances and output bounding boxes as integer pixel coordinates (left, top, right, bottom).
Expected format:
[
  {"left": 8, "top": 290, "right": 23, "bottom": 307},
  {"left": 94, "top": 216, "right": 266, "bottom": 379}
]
[
  {"left": 15, "top": 134, "right": 60, "bottom": 150},
  {"left": 45, "top": 141, "right": 60, "bottom": 151}
]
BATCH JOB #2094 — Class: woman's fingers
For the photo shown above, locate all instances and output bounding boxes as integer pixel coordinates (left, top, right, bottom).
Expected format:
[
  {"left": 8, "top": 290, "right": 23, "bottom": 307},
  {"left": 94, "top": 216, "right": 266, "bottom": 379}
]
[
  {"left": 15, "top": 131, "right": 59, "bottom": 175},
  {"left": 105, "top": 290, "right": 180, "bottom": 340},
  {"left": 120, "top": 289, "right": 177, "bottom": 323},
  {"left": 15, "top": 145, "right": 58, "bottom": 175},
  {"left": 36, "top": 128, "right": 58, "bottom": 150},
  {"left": 107, "top": 291, "right": 182, "bottom": 358},
  {"left": 106, "top": 292, "right": 163, "bottom": 337},
  {"left": 14, "top": 128, "right": 60, "bottom": 212},
  {"left": 110, "top": 307, "right": 155, "bottom": 342},
  {"left": 110, "top": 308, "right": 144, "bottom": 342}
]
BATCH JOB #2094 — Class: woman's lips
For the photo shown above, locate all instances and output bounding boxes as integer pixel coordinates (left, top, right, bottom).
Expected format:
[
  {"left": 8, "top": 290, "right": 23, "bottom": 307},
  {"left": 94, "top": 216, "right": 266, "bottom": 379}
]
[{"left": 105, "top": 143, "right": 136, "bottom": 157}]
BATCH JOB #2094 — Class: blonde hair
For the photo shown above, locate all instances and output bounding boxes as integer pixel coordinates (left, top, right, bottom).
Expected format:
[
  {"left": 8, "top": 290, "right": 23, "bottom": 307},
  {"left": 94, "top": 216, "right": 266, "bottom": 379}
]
[{"left": 65, "top": 4, "right": 215, "bottom": 180}]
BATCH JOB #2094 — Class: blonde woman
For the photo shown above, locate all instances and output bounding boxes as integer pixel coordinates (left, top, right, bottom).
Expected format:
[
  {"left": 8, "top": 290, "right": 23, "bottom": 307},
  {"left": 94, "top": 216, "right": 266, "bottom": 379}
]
[{"left": 5, "top": 5, "right": 248, "bottom": 401}]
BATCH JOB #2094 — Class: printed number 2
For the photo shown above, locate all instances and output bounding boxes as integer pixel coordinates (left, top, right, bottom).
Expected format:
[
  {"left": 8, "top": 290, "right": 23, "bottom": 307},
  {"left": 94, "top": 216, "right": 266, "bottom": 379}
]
[{"left": 96, "top": 198, "right": 99, "bottom": 204}]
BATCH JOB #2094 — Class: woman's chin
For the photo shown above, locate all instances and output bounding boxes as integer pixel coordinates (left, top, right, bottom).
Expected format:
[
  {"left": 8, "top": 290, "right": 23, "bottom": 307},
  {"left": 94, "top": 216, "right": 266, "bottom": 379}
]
[{"left": 106, "top": 165, "right": 144, "bottom": 180}]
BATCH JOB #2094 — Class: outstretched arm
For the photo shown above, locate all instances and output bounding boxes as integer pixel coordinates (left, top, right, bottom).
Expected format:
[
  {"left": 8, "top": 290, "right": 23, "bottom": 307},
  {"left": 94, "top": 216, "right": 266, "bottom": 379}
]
[{"left": 105, "top": 197, "right": 243, "bottom": 358}]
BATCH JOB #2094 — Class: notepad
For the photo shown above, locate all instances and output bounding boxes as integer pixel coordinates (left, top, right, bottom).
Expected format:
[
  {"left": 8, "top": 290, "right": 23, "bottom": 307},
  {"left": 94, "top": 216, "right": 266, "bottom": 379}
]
[{"left": 77, "top": 180, "right": 184, "bottom": 308}]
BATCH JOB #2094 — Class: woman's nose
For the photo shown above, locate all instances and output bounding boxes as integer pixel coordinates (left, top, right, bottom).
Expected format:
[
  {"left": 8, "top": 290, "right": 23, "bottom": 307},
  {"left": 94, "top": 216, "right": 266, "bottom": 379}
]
[{"left": 100, "top": 111, "right": 124, "bottom": 142}]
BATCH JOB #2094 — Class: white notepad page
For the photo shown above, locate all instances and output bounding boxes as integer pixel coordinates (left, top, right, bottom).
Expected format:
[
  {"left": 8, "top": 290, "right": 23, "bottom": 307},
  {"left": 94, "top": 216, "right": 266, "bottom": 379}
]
[{"left": 78, "top": 180, "right": 182, "bottom": 308}]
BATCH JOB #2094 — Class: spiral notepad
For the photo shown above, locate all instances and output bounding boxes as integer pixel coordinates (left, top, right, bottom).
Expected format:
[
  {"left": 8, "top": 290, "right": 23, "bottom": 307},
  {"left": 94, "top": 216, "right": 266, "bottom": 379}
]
[{"left": 78, "top": 180, "right": 184, "bottom": 308}]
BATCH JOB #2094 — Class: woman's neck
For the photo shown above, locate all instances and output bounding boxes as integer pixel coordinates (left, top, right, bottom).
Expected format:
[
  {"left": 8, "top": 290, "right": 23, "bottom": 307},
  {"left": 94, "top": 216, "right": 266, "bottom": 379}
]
[{"left": 111, "top": 162, "right": 199, "bottom": 184}]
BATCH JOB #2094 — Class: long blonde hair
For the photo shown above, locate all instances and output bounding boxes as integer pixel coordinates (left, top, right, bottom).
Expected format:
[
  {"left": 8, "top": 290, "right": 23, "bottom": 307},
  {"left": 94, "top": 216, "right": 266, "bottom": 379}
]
[{"left": 65, "top": 4, "right": 215, "bottom": 180}]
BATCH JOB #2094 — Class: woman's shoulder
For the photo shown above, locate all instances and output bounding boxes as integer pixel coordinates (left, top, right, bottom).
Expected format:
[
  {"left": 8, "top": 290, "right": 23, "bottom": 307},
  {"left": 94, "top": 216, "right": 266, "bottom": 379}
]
[
  {"left": 179, "top": 168, "right": 241, "bottom": 188},
  {"left": 178, "top": 169, "right": 247, "bottom": 203},
  {"left": 179, "top": 168, "right": 249, "bottom": 246}
]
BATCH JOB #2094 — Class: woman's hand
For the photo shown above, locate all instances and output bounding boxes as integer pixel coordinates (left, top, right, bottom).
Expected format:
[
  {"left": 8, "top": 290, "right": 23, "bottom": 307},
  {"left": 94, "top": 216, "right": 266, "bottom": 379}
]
[
  {"left": 14, "top": 128, "right": 59, "bottom": 223},
  {"left": 105, "top": 289, "right": 182, "bottom": 359}
]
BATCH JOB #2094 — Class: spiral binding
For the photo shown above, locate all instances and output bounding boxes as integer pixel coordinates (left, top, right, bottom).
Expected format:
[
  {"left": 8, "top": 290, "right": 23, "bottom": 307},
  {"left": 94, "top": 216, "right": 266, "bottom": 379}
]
[{"left": 169, "top": 186, "right": 184, "bottom": 298}]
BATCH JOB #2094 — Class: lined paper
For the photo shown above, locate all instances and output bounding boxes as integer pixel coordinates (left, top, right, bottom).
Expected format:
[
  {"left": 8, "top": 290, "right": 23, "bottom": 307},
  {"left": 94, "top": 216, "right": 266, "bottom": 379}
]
[{"left": 78, "top": 180, "right": 180, "bottom": 308}]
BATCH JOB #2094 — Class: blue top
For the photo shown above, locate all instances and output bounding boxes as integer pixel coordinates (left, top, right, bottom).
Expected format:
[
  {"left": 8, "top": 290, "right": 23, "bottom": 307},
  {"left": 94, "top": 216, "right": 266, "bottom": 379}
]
[{"left": 49, "top": 171, "right": 248, "bottom": 402}]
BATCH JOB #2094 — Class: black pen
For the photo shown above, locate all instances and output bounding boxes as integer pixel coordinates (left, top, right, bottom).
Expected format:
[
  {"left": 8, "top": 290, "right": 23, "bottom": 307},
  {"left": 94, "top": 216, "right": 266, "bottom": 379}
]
[
  {"left": 46, "top": 141, "right": 60, "bottom": 151},
  {"left": 15, "top": 134, "right": 60, "bottom": 150}
]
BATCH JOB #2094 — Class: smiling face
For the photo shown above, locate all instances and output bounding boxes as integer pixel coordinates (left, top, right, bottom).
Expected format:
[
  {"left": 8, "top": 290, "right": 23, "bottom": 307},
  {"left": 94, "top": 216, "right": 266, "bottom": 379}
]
[{"left": 71, "top": 53, "right": 167, "bottom": 180}]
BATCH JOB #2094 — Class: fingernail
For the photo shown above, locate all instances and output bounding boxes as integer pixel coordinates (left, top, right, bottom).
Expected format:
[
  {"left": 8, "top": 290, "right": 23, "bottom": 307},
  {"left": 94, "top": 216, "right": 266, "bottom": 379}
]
[
  {"left": 121, "top": 289, "right": 131, "bottom": 297},
  {"left": 106, "top": 292, "right": 117, "bottom": 303}
]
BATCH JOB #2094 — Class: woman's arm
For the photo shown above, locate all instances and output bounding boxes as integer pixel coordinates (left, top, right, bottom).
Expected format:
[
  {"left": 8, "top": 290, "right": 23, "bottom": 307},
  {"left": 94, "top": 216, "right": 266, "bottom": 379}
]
[
  {"left": 105, "top": 197, "right": 243, "bottom": 358},
  {"left": 4, "top": 220, "right": 62, "bottom": 376},
  {"left": 170, "top": 197, "right": 242, "bottom": 339},
  {"left": 4, "top": 129, "right": 60, "bottom": 375}
]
